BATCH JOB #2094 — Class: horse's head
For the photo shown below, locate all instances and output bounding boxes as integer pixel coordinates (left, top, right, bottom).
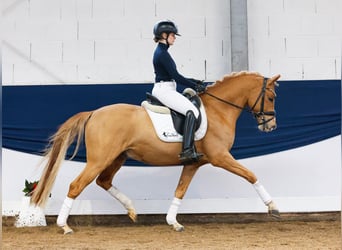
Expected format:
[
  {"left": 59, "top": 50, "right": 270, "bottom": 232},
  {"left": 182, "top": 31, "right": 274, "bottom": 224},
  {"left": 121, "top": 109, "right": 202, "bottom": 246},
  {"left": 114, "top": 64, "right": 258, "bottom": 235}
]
[
  {"left": 204, "top": 72, "right": 280, "bottom": 133},
  {"left": 248, "top": 74, "right": 280, "bottom": 132}
]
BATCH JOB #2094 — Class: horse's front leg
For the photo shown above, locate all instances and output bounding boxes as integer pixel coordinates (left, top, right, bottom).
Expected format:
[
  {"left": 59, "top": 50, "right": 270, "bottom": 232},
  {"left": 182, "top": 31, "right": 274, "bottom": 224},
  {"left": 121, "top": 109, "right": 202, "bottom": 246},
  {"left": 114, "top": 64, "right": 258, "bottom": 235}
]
[
  {"left": 210, "top": 152, "right": 280, "bottom": 218},
  {"left": 167, "top": 163, "right": 200, "bottom": 232}
]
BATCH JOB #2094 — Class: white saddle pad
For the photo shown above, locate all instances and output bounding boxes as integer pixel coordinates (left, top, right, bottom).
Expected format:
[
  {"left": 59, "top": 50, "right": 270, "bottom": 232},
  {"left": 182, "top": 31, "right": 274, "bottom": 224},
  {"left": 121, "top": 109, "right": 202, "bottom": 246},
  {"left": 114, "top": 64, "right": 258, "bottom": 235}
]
[{"left": 142, "top": 101, "right": 208, "bottom": 143}]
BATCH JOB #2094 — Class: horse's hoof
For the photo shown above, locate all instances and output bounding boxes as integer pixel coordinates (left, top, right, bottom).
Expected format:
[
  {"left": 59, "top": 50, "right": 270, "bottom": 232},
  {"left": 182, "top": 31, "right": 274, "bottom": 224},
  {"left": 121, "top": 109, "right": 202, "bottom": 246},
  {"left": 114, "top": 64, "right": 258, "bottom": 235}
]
[
  {"left": 61, "top": 225, "right": 74, "bottom": 235},
  {"left": 171, "top": 222, "right": 184, "bottom": 232},
  {"left": 267, "top": 201, "right": 280, "bottom": 219},
  {"left": 269, "top": 209, "right": 281, "bottom": 219},
  {"left": 128, "top": 209, "right": 137, "bottom": 223}
]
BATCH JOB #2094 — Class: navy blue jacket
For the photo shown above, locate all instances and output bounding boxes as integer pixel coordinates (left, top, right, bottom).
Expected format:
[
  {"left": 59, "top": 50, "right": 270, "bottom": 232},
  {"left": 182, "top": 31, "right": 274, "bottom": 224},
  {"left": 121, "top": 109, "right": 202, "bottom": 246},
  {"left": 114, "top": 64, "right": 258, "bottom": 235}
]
[{"left": 153, "top": 43, "right": 196, "bottom": 88}]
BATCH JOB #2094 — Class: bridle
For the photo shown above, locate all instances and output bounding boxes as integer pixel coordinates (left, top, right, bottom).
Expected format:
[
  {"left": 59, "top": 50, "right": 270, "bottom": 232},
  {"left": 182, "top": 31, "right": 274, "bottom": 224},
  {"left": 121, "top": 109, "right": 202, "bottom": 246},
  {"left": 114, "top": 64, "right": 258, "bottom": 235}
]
[{"left": 204, "top": 77, "right": 277, "bottom": 128}]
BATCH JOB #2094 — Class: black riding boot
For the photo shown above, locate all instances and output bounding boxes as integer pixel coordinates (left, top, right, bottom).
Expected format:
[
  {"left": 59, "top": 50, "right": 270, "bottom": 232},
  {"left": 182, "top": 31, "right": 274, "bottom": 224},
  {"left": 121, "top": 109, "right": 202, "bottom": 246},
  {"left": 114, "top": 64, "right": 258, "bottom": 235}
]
[{"left": 179, "top": 110, "right": 203, "bottom": 164}]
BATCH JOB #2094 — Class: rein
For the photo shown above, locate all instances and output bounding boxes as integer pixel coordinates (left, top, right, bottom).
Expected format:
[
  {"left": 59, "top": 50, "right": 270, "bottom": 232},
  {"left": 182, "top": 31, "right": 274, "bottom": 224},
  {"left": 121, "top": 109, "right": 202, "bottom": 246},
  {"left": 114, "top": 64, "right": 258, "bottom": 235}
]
[{"left": 203, "top": 77, "right": 276, "bottom": 127}]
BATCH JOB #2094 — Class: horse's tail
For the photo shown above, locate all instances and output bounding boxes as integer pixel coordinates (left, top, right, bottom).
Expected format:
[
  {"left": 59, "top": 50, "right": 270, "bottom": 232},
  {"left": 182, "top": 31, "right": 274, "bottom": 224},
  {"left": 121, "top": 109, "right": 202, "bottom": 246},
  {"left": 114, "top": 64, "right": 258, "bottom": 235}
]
[{"left": 31, "top": 111, "right": 93, "bottom": 207}]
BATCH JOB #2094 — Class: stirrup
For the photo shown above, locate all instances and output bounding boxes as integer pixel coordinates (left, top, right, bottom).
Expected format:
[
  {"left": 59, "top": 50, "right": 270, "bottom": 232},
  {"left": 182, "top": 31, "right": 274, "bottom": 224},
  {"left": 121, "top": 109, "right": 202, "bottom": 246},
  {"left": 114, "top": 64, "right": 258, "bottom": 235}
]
[{"left": 179, "top": 148, "right": 203, "bottom": 164}]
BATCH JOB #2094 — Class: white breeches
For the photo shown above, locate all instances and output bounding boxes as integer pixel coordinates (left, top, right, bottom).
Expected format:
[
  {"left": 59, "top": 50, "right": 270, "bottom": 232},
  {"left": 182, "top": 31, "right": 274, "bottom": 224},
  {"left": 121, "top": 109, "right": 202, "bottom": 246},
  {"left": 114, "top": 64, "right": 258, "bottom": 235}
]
[{"left": 152, "top": 81, "right": 199, "bottom": 118}]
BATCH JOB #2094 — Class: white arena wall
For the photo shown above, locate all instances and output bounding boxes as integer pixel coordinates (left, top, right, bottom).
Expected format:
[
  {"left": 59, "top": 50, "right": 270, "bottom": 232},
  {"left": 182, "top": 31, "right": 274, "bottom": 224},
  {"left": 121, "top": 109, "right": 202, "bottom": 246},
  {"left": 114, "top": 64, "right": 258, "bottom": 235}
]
[
  {"left": 2, "top": 137, "right": 341, "bottom": 216},
  {"left": 2, "top": 0, "right": 341, "bottom": 216}
]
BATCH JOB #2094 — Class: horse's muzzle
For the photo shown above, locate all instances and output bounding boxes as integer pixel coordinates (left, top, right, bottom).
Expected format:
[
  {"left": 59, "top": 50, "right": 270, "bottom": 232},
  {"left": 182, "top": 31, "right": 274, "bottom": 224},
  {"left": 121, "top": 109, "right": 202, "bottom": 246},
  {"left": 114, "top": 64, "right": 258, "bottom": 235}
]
[{"left": 258, "top": 116, "right": 277, "bottom": 132}]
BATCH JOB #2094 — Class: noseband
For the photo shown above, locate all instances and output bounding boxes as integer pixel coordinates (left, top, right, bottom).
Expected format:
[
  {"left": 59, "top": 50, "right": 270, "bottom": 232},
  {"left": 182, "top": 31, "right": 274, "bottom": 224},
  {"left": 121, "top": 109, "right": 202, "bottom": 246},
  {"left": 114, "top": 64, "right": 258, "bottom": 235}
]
[{"left": 204, "top": 77, "right": 277, "bottom": 127}]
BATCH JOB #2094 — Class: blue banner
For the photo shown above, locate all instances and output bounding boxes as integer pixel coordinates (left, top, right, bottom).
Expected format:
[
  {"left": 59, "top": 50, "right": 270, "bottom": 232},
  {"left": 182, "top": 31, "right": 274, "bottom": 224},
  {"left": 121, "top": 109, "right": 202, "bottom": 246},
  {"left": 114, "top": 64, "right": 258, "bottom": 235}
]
[{"left": 3, "top": 80, "right": 341, "bottom": 165}]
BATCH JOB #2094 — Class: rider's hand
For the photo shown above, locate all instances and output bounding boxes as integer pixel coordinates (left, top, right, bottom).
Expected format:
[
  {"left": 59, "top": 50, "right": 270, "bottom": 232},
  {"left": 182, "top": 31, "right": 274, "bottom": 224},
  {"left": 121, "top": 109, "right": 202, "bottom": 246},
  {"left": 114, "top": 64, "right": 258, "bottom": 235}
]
[{"left": 194, "top": 80, "right": 206, "bottom": 93}]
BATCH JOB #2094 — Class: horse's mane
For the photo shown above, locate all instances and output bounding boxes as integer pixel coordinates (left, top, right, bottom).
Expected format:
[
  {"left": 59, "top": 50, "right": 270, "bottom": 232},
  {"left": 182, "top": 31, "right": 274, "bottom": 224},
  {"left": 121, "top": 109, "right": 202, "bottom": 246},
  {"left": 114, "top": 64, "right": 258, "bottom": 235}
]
[{"left": 210, "top": 71, "right": 262, "bottom": 87}]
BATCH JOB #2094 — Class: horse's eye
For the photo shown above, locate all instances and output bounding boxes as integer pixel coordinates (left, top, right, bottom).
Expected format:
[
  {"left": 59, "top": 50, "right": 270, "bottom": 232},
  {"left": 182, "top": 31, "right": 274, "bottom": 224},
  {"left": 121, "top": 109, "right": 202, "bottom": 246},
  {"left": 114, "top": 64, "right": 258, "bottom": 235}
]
[{"left": 268, "top": 97, "right": 274, "bottom": 102}]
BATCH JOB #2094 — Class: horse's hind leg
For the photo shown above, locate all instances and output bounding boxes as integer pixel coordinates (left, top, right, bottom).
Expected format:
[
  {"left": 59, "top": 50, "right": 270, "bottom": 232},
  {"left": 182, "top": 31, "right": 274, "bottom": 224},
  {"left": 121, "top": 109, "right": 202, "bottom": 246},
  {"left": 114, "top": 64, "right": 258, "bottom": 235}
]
[
  {"left": 96, "top": 153, "right": 137, "bottom": 222},
  {"left": 57, "top": 161, "right": 112, "bottom": 234}
]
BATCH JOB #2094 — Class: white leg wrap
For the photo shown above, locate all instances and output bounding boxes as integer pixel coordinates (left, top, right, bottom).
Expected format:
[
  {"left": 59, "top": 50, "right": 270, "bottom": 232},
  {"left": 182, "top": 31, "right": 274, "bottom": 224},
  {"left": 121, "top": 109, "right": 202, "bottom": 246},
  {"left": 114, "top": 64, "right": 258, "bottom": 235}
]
[
  {"left": 57, "top": 197, "right": 74, "bottom": 227},
  {"left": 107, "top": 186, "right": 134, "bottom": 210},
  {"left": 166, "top": 197, "right": 181, "bottom": 225},
  {"left": 253, "top": 181, "right": 272, "bottom": 205}
]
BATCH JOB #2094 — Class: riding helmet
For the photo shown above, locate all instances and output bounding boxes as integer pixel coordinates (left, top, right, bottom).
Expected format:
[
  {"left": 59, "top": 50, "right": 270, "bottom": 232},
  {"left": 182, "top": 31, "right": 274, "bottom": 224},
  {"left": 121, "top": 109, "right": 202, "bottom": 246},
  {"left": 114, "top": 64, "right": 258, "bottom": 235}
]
[{"left": 153, "top": 20, "right": 180, "bottom": 39}]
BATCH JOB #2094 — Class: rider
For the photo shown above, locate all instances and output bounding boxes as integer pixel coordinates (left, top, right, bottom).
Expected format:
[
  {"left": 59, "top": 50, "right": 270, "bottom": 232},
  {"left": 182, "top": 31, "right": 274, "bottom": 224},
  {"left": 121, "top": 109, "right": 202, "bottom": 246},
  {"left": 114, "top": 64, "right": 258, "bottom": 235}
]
[{"left": 152, "top": 20, "right": 206, "bottom": 164}]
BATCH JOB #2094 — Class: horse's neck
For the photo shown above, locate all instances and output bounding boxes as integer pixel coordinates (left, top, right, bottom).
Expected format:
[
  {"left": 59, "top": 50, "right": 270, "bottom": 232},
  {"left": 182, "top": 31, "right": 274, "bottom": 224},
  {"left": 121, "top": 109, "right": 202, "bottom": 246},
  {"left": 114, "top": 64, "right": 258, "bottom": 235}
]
[
  {"left": 207, "top": 77, "right": 251, "bottom": 108},
  {"left": 202, "top": 76, "right": 257, "bottom": 129}
]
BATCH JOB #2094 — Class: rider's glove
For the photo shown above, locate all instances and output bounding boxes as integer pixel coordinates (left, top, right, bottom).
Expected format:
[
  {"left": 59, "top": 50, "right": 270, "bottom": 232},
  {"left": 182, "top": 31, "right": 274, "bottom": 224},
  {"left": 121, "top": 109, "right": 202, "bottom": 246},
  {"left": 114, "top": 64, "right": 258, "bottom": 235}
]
[{"left": 194, "top": 80, "right": 206, "bottom": 93}]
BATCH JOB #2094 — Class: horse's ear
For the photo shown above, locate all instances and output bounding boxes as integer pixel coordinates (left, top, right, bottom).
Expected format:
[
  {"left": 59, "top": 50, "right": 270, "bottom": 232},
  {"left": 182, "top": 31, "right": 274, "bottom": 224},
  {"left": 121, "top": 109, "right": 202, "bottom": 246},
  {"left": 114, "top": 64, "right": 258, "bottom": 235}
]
[{"left": 269, "top": 74, "right": 281, "bottom": 83}]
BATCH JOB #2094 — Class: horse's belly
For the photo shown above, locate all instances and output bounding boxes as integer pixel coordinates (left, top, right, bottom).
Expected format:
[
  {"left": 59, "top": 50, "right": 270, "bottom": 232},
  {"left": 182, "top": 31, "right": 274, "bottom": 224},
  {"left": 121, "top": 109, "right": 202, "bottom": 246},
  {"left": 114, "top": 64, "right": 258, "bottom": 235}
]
[{"left": 126, "top": 144, "right": 181, "bottom": 166}]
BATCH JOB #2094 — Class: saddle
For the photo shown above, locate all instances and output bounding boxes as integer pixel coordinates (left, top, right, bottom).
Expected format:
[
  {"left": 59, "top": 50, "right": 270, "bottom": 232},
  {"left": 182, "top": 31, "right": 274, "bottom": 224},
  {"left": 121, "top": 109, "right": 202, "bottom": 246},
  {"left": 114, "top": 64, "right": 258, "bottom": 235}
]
[
  {"left": 141, "top": 88, "right": 208, "bottom": 142},
  {"left": 145, "top": 89, "right": 202, "bottom": 135}
]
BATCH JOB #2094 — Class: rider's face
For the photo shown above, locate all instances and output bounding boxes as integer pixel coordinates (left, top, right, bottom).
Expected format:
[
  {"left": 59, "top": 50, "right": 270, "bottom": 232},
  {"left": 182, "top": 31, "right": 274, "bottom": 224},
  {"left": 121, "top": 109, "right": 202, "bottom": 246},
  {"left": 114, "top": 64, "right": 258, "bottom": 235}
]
[
  {"left": 162, "top": 32, "right": 176, "bottom": 45},
  {"left": 167, "top": 33, "right": 176, "bottom": 45}
]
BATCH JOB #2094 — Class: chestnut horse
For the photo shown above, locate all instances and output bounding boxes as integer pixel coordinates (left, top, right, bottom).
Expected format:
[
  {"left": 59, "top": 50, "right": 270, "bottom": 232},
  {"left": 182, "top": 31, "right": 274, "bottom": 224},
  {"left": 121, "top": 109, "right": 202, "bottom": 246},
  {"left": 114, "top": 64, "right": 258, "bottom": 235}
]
[{"left": 31, "top": 71, "right": 281, "bottom": 234}]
